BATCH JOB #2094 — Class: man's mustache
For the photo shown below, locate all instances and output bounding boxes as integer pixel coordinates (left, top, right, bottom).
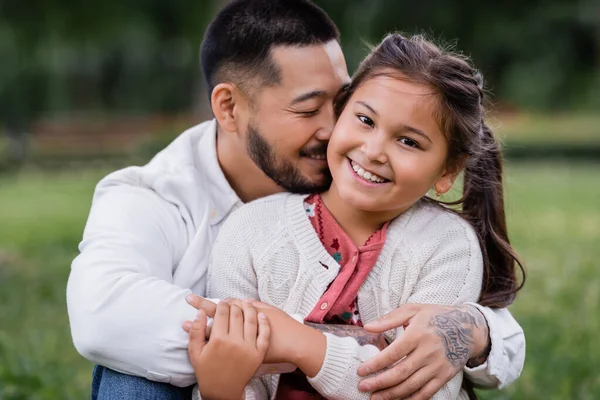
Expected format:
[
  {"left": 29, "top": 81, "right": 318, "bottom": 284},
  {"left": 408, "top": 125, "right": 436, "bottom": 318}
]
[{"left": 299, "top": 144, "right": 328, "bottom": 157}]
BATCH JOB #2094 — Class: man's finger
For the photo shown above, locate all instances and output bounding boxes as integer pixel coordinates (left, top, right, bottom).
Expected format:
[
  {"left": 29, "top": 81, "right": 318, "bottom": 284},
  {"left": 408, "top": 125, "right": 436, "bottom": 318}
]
[
  {"left": 186, "top": 294, "right": 217, "bottom": 317},
  {"left": 359, "top": 350, "right": 426, "bottom": 392},
  {"left": 368, "top": 365, "right": 433, "bottom": 400},
  {"left": 188, "top": 310, "right": 208, "bottom": 357},
  {"left": 358, "top": 334, "right": 418, "bottom": 376},
  {"left": 363, "top": 304, "right": 418, "bottom": 333},
  {"left": 402, "top": 377, "right": 445, "bottom": 400}
]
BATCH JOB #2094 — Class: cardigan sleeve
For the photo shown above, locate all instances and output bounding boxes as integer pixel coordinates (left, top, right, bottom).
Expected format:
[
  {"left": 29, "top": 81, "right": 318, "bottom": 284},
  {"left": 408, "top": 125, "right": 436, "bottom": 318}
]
[
  {"left": 307, "top": 214, "right": 484, "bottom": 400},
  {"left": 204, "top": 211, "right": 272, "bottom": 399}
]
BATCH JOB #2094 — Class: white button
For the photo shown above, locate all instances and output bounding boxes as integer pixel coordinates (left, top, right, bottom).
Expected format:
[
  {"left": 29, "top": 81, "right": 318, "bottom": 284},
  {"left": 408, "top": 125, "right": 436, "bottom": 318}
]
[
  {"left": 351, "top": 255, "right": 357, "bottom": 263},
  {"left": 320, "top": 302, "right": 328, "bottom": 310},
  {"left": 210, "top": 209, "right": 217, "bottom": 218}
]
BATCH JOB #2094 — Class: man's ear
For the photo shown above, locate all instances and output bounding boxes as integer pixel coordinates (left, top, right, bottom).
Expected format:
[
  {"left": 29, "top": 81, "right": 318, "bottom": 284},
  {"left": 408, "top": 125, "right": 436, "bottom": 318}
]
[
  {"left": 211, "top": 83, "right": 241, "bottom": 133},
  {"left": 434, "top": 159, "right": 466, "bottom": 195}
]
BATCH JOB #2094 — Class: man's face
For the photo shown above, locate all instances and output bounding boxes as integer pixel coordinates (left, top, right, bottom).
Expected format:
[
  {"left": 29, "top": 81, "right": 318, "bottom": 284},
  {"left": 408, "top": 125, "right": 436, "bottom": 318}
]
[{"left": 244, "top": 40, "right": 350, "bottom": 193}]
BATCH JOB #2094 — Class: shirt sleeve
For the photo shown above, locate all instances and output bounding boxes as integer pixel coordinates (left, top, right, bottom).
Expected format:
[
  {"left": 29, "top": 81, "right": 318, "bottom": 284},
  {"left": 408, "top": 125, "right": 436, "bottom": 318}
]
[
  {"left": 66, "top": 184, "right": 200, "bottom": 387},
  {"left": 463, "top": 304, "right": 525, "bottom": 389}
]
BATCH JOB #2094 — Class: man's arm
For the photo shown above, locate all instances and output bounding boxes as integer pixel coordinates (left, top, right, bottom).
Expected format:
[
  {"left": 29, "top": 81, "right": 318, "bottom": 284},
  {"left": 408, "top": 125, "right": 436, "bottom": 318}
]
[
  {"left": 357, "top": 303, "right": 525, "bottom": 398},
  {"left": 304, "top": 323, "right": 388, "bottom": 351},
  {"left": 463, "top": 303, "right": 525, "bottom": 388},
  {"left": 66, "top": 184, "right": 199, "bottom": 387}
]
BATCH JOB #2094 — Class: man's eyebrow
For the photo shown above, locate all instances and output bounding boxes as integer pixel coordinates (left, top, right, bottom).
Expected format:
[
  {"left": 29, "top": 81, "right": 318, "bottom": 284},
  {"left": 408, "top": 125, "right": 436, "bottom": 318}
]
[
  {"left": 291, "top": 90, "right": 327, "bottom": 105},
  {"left": 356, "top": 100, "right": 432, "bottom": 143}
]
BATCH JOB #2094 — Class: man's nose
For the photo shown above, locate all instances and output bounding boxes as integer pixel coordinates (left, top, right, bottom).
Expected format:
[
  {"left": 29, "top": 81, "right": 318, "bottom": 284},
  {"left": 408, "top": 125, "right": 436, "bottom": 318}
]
[{"left": 314, "top": 102, "right": 336, "bottom": 141}]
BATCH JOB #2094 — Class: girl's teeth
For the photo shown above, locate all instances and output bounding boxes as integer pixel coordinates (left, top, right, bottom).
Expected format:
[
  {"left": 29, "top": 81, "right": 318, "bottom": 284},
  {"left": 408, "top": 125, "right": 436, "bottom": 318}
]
[{"left": 350, "top": 160, "right": 385, "bottom": 183}]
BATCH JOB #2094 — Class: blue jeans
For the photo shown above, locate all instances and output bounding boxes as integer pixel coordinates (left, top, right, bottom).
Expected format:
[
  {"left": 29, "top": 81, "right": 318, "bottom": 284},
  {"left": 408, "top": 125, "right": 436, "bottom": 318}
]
[{"left": 91, "top": 365, "right": 194, "bottom": 400}]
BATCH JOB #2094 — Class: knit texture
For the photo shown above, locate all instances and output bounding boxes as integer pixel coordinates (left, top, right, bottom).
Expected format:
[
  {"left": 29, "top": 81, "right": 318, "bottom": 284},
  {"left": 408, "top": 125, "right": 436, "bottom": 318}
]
[{"left": 206, "top": 193, "right": 483, "bottom": 399}]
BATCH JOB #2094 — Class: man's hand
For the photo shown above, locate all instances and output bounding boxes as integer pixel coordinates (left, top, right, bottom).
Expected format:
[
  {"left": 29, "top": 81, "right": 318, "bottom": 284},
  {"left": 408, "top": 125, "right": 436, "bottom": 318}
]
[{"left": 357, "top": 304, "right": 490, "bottom": 400}]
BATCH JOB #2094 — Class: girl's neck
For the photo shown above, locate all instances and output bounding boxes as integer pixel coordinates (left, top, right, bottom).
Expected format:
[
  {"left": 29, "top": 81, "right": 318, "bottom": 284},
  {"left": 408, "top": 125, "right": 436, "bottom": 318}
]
[{"left": 320, "top": 184, "right": 398, "bottom": 246}]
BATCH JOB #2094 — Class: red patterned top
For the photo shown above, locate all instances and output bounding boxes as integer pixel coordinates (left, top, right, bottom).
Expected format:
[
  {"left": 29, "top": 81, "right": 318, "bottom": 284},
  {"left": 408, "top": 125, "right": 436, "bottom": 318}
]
[{"left": 275, "top": 194, "right": 389, "bottom": 399}]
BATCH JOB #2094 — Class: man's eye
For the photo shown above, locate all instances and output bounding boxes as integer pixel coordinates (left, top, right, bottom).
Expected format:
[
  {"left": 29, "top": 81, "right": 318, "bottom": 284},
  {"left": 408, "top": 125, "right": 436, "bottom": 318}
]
[
  {"left": 358, "top": 115, "right": 374, "bottom": 127},
  {"left": 298, "top": 109, "right": 319, "bottom": 117},
  {"left": 399, "top": 137, "right": 420, "bottom": 148}
]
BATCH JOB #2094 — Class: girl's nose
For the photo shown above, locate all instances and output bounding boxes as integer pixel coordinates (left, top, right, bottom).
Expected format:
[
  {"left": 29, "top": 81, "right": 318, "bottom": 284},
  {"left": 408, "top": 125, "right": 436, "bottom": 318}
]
[{"left": 361, "top": 132, "right": 388, "bottom": 164}]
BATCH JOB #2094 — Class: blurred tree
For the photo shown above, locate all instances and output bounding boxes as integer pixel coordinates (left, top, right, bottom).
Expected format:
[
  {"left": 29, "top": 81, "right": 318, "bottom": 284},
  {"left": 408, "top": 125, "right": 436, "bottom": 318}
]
[{"left": 0, "top": 0, "right": 598, "bottom": 152}]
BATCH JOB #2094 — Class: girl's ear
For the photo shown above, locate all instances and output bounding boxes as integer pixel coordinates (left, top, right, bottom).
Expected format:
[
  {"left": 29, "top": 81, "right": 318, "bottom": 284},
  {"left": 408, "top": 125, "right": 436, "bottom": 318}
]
[{"left": 434, "top": 158, "right": 466, "bottom": 195}]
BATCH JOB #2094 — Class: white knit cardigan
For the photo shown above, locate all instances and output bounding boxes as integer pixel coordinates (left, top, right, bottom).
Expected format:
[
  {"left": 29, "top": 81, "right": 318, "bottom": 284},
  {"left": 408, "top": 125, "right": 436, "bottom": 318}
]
[{"left": 199, "top": 193, "right": 483, "bottom": 400}]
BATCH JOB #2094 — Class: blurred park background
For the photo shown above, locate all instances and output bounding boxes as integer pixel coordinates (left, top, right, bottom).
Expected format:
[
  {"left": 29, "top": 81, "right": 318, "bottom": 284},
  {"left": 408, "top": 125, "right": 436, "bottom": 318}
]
[{"left": 0, "top": 0, "right": 599, "bottom": 399}]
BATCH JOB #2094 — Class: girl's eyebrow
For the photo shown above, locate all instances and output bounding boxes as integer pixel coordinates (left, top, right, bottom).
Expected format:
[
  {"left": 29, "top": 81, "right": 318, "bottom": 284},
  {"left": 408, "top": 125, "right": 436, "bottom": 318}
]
[
  {"left": 356, "top": 100, "right": 432, "bottom": 144},
  {"left": 357, "top": 100, "right": 378, "bottom": 116},
  {"left": 401, "top": 125, "right": 433, "bottom": 144}
]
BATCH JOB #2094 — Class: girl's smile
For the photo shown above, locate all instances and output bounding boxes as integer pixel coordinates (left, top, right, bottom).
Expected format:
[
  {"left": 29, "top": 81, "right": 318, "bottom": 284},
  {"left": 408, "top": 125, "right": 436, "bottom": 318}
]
[
  {"left": 325, "top": 73, "right": 458, "bottom": 219},
  {"left": 347, "top": 158, "right": 390, "bottom": 186}
]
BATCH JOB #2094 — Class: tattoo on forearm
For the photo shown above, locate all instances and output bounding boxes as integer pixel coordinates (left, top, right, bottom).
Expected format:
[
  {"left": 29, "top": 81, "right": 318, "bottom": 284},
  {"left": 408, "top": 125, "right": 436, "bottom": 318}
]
[
  {"left": 429, "top": 307, "right": 487, "bottom": 367},
  {"left": 466, "top": 308, "right": 490, "bottom": 368},
  {"left": 305, "top": 323, "right": 388, "bottom": 351}
]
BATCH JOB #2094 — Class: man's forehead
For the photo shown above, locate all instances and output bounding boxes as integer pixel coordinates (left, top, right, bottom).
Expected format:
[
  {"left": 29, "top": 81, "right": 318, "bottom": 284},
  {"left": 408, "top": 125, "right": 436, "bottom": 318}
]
[{"left": 270, "top": 41, "right": 350, "bottom": 97}]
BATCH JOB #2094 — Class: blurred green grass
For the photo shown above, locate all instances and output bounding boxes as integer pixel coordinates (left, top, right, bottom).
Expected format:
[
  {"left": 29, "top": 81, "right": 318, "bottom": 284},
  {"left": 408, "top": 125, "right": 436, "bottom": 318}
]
[
  {"left": 494, "top": 113, "right": 600, "bottom": 144},
  {"left": 0, "top": 163, "right": 599, "bottom": 399}
]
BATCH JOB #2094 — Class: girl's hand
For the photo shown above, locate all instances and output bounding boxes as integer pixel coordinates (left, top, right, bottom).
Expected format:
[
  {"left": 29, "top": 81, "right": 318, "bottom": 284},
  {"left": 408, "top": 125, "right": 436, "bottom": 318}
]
[
  {"left": 248, "top": 301, "right": 326, "bottom": 377},
  {"left": 185, "top": 300, "right": 271, "bottom": 400}
]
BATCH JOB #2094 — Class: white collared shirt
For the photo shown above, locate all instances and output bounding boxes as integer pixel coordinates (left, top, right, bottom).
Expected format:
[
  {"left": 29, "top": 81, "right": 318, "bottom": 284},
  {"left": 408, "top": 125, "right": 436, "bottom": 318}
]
[
  {"left": 67, "top": 119, "right": 242, "bottom": 387},
  {"left": 67, "top": 119, "right": 524, "bottom": 389}
]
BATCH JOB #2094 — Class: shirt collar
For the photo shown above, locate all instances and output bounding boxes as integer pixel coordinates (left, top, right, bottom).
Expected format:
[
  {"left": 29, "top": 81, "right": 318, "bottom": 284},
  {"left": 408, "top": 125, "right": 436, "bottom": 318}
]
[{"left": 197, "top": 119, "right": 243, "bottom": 225}]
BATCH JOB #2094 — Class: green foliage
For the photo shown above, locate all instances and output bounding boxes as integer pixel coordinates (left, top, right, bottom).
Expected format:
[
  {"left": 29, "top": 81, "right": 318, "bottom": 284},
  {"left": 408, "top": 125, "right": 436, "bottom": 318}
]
[
  {"left": 0, "top": 164, "right": 599, "bottom": 398},
  {"left": 1, "top": 0, "right": 599, "bottom": 121}
]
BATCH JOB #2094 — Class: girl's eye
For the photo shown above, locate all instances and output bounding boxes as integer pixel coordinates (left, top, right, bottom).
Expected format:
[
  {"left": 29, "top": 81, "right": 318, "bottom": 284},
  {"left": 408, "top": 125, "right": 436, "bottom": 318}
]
[
  {"left": 399, "top": 137, "right": 420, "bottom": 148},
  {"left": 358, "top": 115, "right": 374, "bottom": 127}
]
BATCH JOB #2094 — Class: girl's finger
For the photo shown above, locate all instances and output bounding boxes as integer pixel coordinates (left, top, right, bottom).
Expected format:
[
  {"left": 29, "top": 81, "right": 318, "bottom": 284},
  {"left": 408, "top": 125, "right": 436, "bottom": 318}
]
[
  {"left": 242, "top": 301, "right": 258, "bottom": 344},
  {"left": 212, "top": 300, "right": 230, "bottom": 336},
  {"left": 256, "top": 313, "right": 271, "bottom": 356},
  {"left": 188, "top": 310, "right": 208, "bottom": 356},
  {"left": 229, "top": 304, "right": 244, "bottom": 340}
]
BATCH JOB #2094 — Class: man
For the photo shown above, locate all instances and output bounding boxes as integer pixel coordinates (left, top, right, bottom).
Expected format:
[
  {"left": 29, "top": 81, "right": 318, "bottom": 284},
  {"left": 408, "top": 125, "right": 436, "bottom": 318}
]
[{"left": 67, "top": 1, "right": 525, "bottom": 399}]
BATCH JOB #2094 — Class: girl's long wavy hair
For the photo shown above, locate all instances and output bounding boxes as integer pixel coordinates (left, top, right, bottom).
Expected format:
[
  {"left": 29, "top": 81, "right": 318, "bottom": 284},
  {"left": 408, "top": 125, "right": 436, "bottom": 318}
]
[{"left": 335, "top": 32, "right": 526, "bottom": 399}]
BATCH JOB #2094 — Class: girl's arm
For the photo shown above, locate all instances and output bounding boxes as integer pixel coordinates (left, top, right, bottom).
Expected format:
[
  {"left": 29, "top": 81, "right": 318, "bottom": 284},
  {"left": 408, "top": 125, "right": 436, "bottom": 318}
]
[
  {"left": 186, "top": 301, "right": 270, "bottom": 400},
  {"left": 275, "top": 227, "right": 484, "bottom": 400}
]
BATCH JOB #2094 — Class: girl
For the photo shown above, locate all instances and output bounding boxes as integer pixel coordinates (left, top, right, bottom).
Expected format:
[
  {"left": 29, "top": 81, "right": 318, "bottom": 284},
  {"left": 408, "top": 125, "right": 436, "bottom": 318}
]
[{"left": 188, "top": 33, "right": 523, "bottom": 400}]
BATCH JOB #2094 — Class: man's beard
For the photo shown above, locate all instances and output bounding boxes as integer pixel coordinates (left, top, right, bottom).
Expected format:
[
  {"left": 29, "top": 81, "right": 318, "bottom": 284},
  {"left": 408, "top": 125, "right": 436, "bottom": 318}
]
[{"left": 246, "top": 123, "right": 332, "bottom": 194}]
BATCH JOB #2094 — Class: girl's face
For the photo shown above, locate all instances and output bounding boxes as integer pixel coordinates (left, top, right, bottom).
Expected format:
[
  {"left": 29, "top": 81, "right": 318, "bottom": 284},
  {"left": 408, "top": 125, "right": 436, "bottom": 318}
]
[{"left": 327, "top": 73, "right": 459, "bottom": 215}]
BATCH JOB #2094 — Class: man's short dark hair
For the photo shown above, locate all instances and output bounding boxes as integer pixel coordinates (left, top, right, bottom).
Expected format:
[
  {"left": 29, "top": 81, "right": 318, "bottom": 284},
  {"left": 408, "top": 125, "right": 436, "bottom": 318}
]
[{"left": 200, "top": 0, "right": 340, "bottom": 100}]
